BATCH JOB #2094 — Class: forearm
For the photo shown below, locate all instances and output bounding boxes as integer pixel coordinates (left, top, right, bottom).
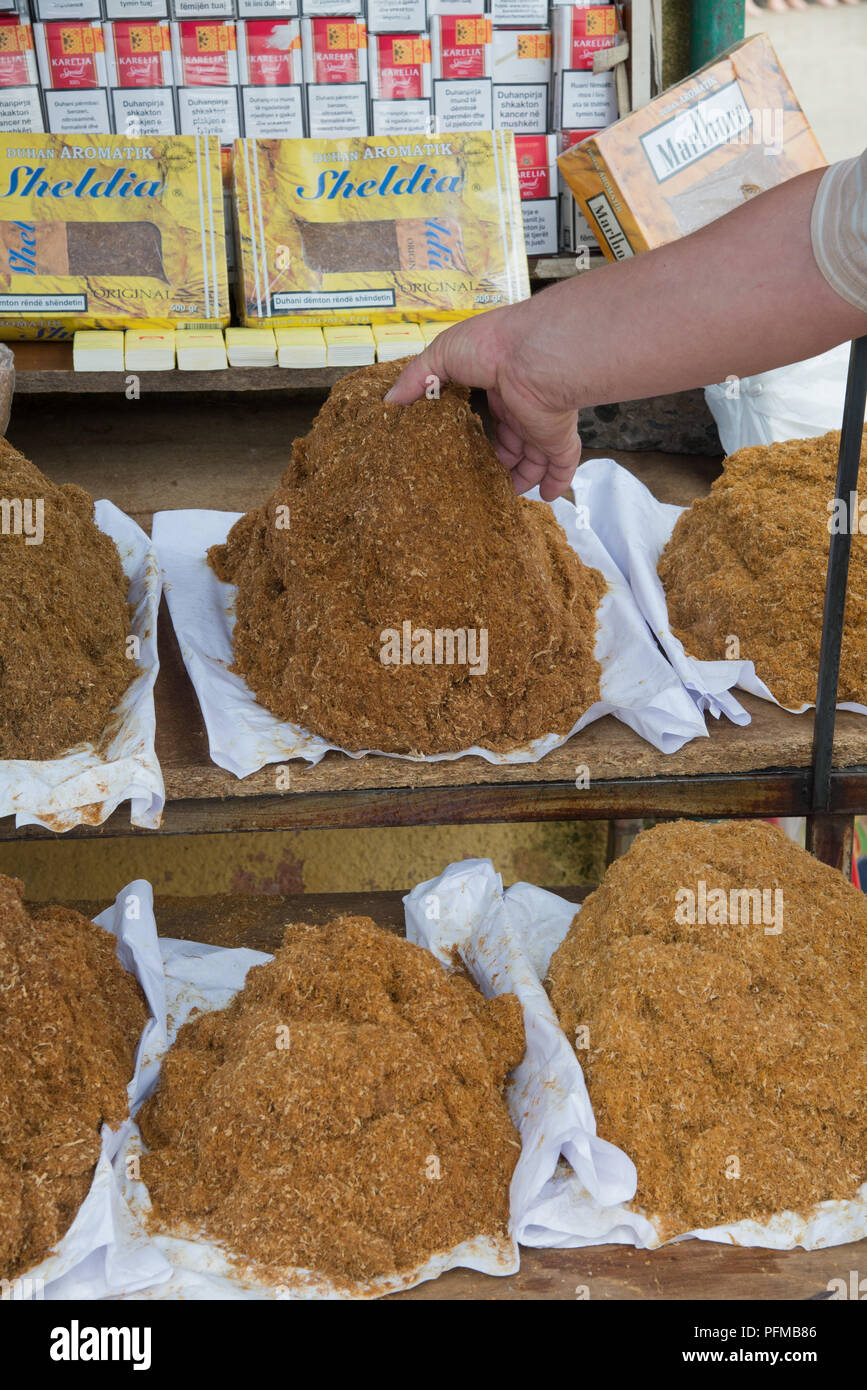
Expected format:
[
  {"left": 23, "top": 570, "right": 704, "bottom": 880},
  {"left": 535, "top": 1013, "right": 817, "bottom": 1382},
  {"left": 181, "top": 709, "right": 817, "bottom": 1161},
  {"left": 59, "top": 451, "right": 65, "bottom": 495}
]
[{"left": 534, "top": 167, "right": 867, "bottom": 408}]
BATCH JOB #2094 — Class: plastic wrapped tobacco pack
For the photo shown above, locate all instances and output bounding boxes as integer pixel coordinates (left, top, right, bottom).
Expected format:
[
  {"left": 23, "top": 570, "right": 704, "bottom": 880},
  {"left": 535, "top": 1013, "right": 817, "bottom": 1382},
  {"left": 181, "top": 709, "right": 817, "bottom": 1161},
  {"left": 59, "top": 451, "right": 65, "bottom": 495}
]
[
  {"left": 658, "top": 429, "right": 867, "bottom": 708},
  {"left": 209, "top": 359, "right": 605, "bottom": 755},
  {"left": 0, "top": 440, "right": 134, "bottom": 761},
  {"left": 547, "top": 820, "right": 867, "bottom": 1238},
  {"left": 138, "top": 916, "right": 525, "bottom": 1291},
  {"left": 0, "top": 875, "right": 147, "bottom": 1281}
]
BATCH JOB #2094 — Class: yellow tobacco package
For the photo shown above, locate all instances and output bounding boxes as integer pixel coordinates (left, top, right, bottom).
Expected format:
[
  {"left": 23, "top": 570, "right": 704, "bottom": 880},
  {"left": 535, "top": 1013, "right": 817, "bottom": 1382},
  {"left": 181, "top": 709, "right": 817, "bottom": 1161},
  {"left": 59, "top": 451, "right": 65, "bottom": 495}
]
[
  {"left": 0, "top": 134, "right": 229, "bottom": 340},
  {"left": 558, "top": 34, "right": 825, "bottom": 262},
  {"left": 233, "top": 132, "right": 530, "bottom": 327}
]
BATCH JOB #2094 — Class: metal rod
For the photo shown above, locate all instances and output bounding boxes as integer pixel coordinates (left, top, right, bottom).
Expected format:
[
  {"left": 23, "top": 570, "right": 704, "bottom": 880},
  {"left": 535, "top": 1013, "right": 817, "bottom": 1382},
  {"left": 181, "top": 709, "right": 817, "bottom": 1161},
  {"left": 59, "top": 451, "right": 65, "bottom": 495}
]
[{"left": 810, "top": 336, "right": 867, "bottom": 813}]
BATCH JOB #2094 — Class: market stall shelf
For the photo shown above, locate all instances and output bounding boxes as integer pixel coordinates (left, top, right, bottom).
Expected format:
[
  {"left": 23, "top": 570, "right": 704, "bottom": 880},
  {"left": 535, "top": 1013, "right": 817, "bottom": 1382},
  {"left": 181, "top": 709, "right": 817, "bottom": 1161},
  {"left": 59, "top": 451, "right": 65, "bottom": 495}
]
[{"left": 2, "top": 388, "right": 865, "bottom": 868}]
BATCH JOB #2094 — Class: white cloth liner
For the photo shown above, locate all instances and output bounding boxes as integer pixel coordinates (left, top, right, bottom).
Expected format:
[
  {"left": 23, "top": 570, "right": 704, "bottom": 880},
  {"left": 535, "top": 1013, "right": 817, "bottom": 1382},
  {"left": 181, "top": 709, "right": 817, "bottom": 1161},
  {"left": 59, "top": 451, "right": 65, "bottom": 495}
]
[
  {"left": 572, "top": 456, "right": 867, "bottom": 721},
  {"left": 404, "top": 858, "right": 867, "bottom": 1253},
  {"left": 13, "top": 882, "right": 171, "bottom": 1300},
  {"left": 150, "top": 492, "right": 707, "bottom": 779},
  {"left": 0, "top": 502, "right": 164, "bottom": 832},
  {"left": 115, "top": 935, "right": 518, "bottom": 1300}
]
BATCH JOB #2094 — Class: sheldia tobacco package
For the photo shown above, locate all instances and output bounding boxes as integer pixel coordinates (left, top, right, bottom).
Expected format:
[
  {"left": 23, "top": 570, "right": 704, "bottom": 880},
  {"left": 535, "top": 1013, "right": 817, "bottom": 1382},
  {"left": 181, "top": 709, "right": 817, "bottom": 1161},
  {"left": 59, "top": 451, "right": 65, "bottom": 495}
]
[
  {"left": 232, "top": 132, "right": 530, "bottom": 326},
  {"left": 0, "top": 134, "right": 229, "bottom": 340}
]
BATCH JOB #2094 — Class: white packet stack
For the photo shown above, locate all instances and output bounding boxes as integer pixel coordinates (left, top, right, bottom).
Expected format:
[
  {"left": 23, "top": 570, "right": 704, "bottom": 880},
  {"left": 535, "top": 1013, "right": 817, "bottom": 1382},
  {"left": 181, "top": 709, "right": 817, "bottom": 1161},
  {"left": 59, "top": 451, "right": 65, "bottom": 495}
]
[
  {"left": 0, "top": 502, "right": 165, "bottom": 831},
  {"left": 404, "top": 858, "right": 867, "bottom": 1252},
  {"left": 13, "top": 882, "right": 171, "bottom": 1300},
  {"left": 151, "top": 489, "right": 707, "bottom": 779},
  {"left": 572, "top": 455, "right": 867, "bottom": 720}
]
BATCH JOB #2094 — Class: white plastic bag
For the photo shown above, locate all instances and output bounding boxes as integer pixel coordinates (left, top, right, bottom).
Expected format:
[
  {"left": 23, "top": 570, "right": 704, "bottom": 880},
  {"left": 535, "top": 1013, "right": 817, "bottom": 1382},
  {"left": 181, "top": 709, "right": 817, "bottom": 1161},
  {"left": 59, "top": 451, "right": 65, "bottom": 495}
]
[{"left": 705, "top": 344, "right": 860, "bottom": 453}]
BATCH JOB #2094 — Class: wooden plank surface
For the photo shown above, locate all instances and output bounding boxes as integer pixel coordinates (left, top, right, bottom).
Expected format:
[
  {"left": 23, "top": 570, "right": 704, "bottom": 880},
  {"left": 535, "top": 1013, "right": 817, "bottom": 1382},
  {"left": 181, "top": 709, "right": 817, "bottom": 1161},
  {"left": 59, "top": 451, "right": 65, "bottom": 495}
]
[
  {"left": 59, "top": 886, "right": 867, "bottom": 1301},
  {"left": 4, "top": 390, "right": 867, "bottom": 839}
]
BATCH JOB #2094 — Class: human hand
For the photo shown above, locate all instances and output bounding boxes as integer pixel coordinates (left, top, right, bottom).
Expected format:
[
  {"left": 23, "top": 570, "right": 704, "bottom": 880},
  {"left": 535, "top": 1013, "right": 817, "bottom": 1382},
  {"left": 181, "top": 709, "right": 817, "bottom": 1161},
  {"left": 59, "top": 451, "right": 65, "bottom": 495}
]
[{"left": 384, "top": 296, "right": 582, "bottom": 501}]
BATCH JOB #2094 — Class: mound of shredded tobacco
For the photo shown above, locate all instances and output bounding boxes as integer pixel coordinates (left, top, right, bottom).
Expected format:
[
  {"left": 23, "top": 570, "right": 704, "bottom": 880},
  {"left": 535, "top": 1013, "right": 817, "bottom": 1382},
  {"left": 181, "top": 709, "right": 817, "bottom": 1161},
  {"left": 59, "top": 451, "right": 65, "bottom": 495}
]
[
  {"left": 139, "top": 915, "right": 525, "bottom": 1289},
  {"left": 208, "top": 359, "right": 604, "bottom": 754},
  {"left": 658, "top": 429, "right": 867, "bottom": 708},
  {"left": 0, "top": 875, "right": 147, "bottom": 1280},
  {"left": 0, "top": 440, "right": 133, "bottom": 760},
  {"left": 547, "top": 820, "right": 867, "bottom": 1237}
]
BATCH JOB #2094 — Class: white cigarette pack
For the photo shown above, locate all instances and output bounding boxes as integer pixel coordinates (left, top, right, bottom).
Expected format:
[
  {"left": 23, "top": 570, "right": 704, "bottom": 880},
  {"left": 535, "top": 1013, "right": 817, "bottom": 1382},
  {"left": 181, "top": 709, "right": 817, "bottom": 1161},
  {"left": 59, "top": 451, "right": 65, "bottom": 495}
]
[
  {"left": 171, "top": 18, "right": 241, "bottom": 143},
  {"left": 551, "top": 4, "right": 621, "bottom": 131},
  {"left": 301, "top": 15, "right": 368, "bottom": 135},
  {"left": 104, "top": 19, "right": 177, "bottom": 135},
  {"left": 35, "top": 19, "right": 112, "bottom": 131},
  {"left": 492, "top": 25, "right": 549, "bottom": 134},
  {"left": 237, "top": 17, "right": 304, "bottom": 135},
  {"left": 366, "top": 0, "right": 425, "bottom": 35},
  {"left": 514, "top": 132, "right": 557, "bottom": 254}
]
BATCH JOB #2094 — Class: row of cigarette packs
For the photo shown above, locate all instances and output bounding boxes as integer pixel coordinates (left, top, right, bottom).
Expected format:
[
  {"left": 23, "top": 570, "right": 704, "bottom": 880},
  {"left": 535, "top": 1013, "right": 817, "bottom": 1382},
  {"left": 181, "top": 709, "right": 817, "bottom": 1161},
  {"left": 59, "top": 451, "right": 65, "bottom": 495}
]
[
  {"left": 0, "top": 6, "right": 621, "bottom": 139},
  {"left": 0, "top": 0, "right": 615, "bottom": 26}
]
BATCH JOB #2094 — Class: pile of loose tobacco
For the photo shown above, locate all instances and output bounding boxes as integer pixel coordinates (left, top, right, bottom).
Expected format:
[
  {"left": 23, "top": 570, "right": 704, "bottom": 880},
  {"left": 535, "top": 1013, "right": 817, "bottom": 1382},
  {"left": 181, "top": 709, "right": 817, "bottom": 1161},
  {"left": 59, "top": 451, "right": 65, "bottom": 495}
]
[
  {"left": 0, "top": 441, "right": 133, "bottom": 760},
  {"left": 658, "top": 429, "right": 867, "bottom": 707},
  {"left": 139, "top": 915, "right": 525, "bottom": 1290},
  {"left": 209, "top": 359, "right": 604, "bottom": 754},
  {"left": 547, "top": 820, "right": 867, "bottom": 1237},
  {"left": 0, "top": 875, "right": 147, "bottom": 1279}
]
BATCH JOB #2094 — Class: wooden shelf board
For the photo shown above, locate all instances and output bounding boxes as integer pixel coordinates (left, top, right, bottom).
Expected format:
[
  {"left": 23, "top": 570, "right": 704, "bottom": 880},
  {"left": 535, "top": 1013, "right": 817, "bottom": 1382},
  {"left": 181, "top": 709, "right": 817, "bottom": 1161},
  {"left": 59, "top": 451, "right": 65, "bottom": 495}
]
[{"left": 55, "top": 886, "right": 866, "bottom": 1301}]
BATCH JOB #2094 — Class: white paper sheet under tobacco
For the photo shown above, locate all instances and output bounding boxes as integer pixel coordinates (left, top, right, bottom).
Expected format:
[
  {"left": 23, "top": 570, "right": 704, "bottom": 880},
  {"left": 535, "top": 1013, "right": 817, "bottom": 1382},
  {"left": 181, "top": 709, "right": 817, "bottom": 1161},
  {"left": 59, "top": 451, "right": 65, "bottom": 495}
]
[
  {"left": 0, "top": 503, "right": 164, "bottom": 831},
  {"left": 572, "top": 456, "right": 867, "bottom": 721},
  {"left": 404, "top": 858, "right": 867, "bottom": 1253},
  {"left": 151, "top": 492, "right": 708, "bottom": 780},
  {"left": 115, "top": 935, "right": 518, "bottom": 1300},
  {"left": 12, "top": 883, "right": 171, "bottom": 1300}
]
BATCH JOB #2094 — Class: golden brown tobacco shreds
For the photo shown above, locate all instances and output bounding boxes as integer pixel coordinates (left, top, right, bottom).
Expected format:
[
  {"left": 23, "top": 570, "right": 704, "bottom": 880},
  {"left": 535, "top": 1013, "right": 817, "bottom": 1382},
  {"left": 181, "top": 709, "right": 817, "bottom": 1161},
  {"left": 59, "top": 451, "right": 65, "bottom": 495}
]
[
  {"left": 658, "top": 429, "right": 867, "bottom": 708},
  {"left": 0, "top": 875, "right": 147, "bottom": 1280},
  {"left": 547, "top": 821, "right": 867, "bottom": 1237},
  {"left": 0, "top": 440, "right": 133, "bottom": 760},
  {"left": 139, "top": 915, "right": 525, "bottom": 1289},
  {"left": 208, "top": 359, "right": 604, "bottom": 754}
]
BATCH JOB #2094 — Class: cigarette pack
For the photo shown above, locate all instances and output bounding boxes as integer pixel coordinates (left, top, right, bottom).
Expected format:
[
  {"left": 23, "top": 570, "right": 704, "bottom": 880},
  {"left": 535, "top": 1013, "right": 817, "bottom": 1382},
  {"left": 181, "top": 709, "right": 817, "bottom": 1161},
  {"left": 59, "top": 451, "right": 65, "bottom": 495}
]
[
  {"left": 300, "top": 0, "right": 362, "bottom": 16},
  {"left": 171, "top": 19, "right": 240, "bottom": 144},
  {"left": 492, "top": 25, "right": 549, "bottom": 134},
  {"left": 369, "top": 32, "right": 430, "bottom": 99},
  {"left": 104, "top": 20, "right": 177, "bottom": 136},
  {"left": 558, "top": 33, "right": 827, "bottom": 261},
  {"left": 275, "top": 323, "right": 326, "bottom": 366},
  {"left": 33, "top": 0, "right": 102, "bottom": 19},
  {"left": 170, "top": 0, "right": 234, "bottom": 18},
  {"left": 514, "top": 132, "right": 556, "bottom": 254},
  {"left": 366, "top": 0, "right": 425, "bottom": 35},
  {"left": 371, "top": 98, "right": 432, "bottom": 137},
  {"left": 104, "top": 0, "right": 170, "bottom": 18},
  {"left": 301, "top": 17, "right": 368, "bottom": 137},
  {"left": 431, "top": 14, "right": 491, "bottom": 133},
  {"left": 0, "top": 132, "right": 230, "bottom": 339},
  {"left": 551, "top": 4, "right": 621, "bottom": 132},
  {"left": 237, "top": 0, "right": 298, "bottom": 15},
  {"left": 490, "top": 0, "right": 547, "bottom": 23},
  {"left": 124, "top": 324, "right": 176, "bottom": 367},
  {"left": 427, "top": 0, "right": 484, "bottom": 15},
  {"left": 35, "top": 19, "right": 112, "bottom": 132},
  {"left": 237, "top": 17, "right": 303, "bottom": 135},
  {"left": 233, "top": 131, "right": 529, "bottom": 327},
  {"left": 0, "top": 14, "right": 43, "bottom": 132}
]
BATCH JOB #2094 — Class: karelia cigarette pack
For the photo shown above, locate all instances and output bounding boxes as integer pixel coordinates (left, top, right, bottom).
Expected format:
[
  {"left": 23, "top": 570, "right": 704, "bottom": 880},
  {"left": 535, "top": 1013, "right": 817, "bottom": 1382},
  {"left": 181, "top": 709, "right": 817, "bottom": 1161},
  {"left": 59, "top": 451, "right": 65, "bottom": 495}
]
[
  {"left": 0, "top": 14, "right": 44, "bottom": 135},
  {"left": 0, "top": 132, "right": 229, "bottom": 339},
  {"left": 233, "top": 131, "right": 529, "bottom": 327},
  {"left": 104, "top": 20, "right": 177, "bottom": 136},
  {"left": 557, "top": 33, "right": 826, "bottom": 262}
]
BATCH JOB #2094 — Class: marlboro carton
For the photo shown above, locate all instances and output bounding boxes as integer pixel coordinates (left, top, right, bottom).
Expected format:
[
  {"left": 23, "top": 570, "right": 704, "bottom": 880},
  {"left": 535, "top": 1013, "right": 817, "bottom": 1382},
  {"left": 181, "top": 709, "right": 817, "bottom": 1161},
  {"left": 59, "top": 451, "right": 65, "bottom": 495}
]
[
  {"left": 301, "top": 17, "right": 368, "bottom": 138},
  {"left": 171, "top": 18, "right": 240, "bottom": 144},
  {"left": 514, "top": 132, "right": 557, "bottom": 254},
  {"left": 558, "top": 33, "right": 826, "bottom": 261},
  {"left": 104, "top": 21, "right": 176, "bottom": 135},
  {"left": 552, "top": 4, "right": 621, "bottom": 132},
  {"left": 237, "top": 18, "right": 303, "bottom": 137},
  {"left": 35, "top": 20, "right": 112, "bottom": 132},
  {"left": 492, "top": 26, "right": 549, "bottom": 135},
  {"left": 0, "top": 15, "right": 44, "bottom": 134}
]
